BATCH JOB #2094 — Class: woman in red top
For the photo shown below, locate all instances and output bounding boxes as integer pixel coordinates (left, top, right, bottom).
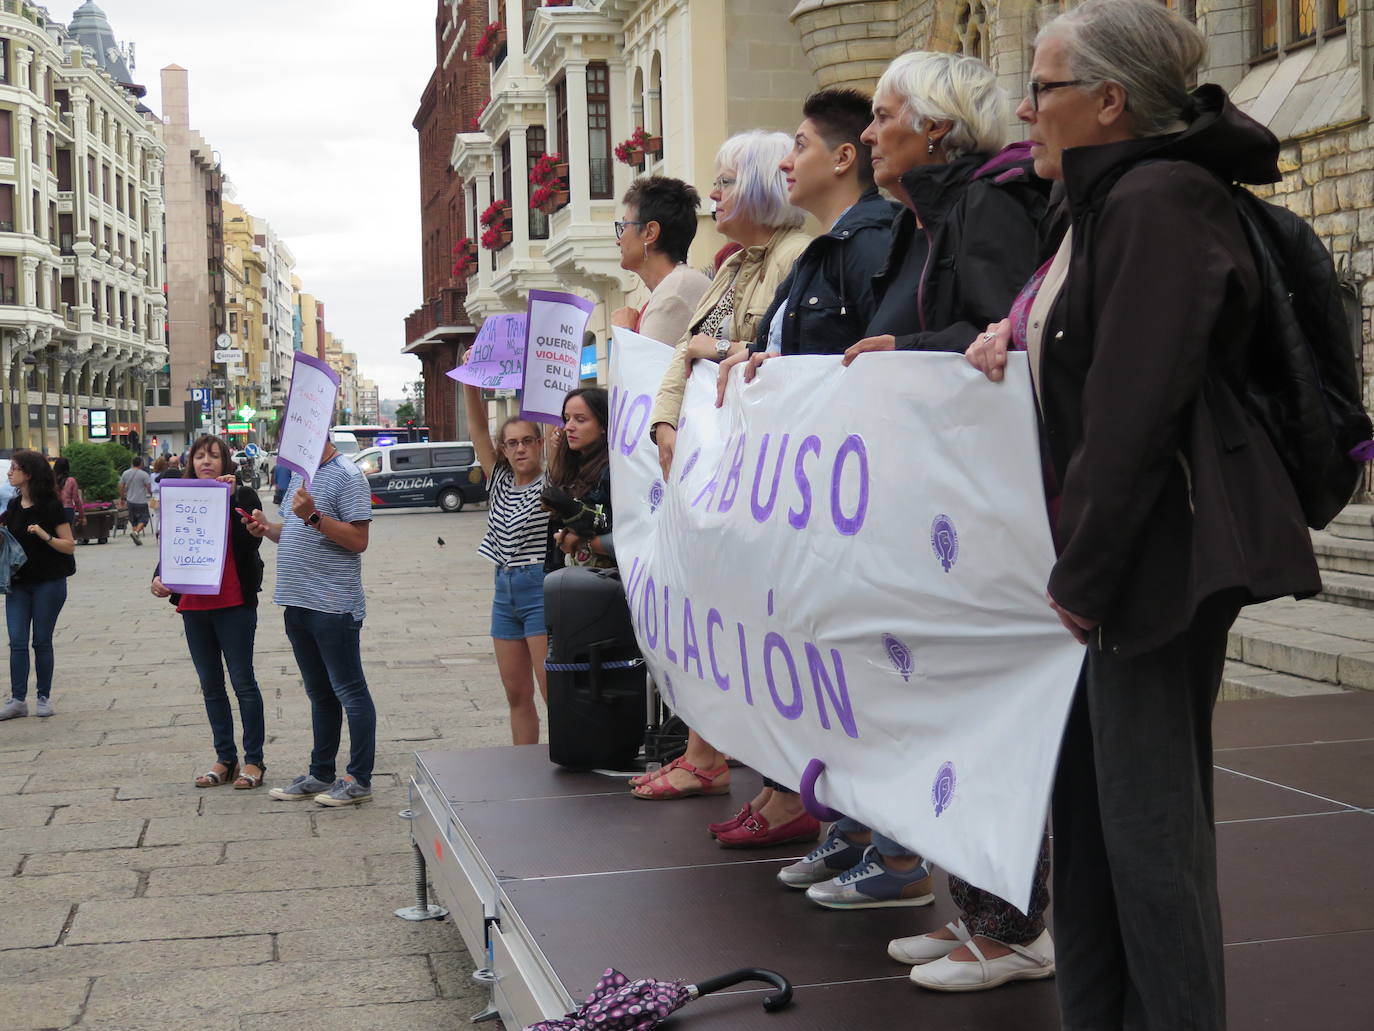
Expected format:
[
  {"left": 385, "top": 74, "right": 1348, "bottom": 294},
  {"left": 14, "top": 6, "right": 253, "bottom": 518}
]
[{"left": 150, "top": 435, "right": 267, "bottom": 789}]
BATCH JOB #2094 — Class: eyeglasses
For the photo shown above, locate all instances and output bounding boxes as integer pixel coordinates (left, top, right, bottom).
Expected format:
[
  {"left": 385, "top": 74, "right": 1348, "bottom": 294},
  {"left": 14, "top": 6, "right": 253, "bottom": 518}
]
[
  {"left": 503, "top": 436, "right": 539, "bottom": 452},
  {"left": 711, "top": 176, "right": 737, "bottom": 192},
  {"left": 613, "top": 220, "right": 644, "bottom": 240},
  {"left": 1026, "top": 79, "right": 1094, "bottom": 112}
]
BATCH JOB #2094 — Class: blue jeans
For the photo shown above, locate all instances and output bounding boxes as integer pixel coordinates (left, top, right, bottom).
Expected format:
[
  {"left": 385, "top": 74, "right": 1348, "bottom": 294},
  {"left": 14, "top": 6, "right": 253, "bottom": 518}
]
[
  {"left": 7, "top": 578, "right": 69, "bottom": 701},
  {"left": 835, "top": 817, "right": 914, "bottom": 859},
  {"left": 283, "top": 606, "right": 375, "bottom": 786},
  {"left": 182, "top": 605, "right": 264, "bottom": 767}
]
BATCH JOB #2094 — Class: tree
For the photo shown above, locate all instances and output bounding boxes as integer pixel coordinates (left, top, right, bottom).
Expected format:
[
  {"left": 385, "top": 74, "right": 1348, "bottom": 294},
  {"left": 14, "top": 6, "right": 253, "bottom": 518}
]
[
  {"left": 395, "top": 401, "right": 417, "bottom": 423},
  {"left": 61, "top": 442, "right": 120, "bottom": 503}
]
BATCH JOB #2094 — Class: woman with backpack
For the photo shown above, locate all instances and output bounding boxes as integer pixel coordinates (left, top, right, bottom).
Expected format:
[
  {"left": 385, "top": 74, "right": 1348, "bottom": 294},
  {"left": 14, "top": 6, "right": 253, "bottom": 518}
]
[
  {"left": 0, "top": 451, "right": 77, "bottom": 721},
  {"left": 963, "top": 2, "right": 1319, "bottom": 1025},
  {"left": 149, "top": 434, "right": 268, "bottom": 790}
]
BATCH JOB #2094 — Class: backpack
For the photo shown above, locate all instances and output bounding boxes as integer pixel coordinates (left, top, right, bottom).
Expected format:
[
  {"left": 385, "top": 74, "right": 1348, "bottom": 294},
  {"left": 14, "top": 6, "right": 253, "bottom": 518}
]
[{"left": 1230, "top": 188, "right": 1373, "bottom": 529}]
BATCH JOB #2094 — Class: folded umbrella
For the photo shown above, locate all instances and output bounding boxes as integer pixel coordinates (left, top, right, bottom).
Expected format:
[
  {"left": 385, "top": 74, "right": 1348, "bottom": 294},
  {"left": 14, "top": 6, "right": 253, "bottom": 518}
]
[{"left": 525, "top": 966, "right": 793, "bottom": 1030}]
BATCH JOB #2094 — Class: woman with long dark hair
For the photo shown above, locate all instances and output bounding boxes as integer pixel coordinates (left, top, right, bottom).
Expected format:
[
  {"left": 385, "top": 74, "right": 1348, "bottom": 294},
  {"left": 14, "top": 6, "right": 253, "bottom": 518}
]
[
  {"left": 0, "top": 450, "right": 77, "bottom": 720},
  {"left": 546, "top": 387, "right": 613, "bottom": 571},
  {"left": 462, "top": 363, "right": 549, "bottom": 745},
  {"left": 150, "top": 434, "right": 268, "bottom": 789},
  {"left": 53, "top": 458, "right": 84, "bottom": 534}
]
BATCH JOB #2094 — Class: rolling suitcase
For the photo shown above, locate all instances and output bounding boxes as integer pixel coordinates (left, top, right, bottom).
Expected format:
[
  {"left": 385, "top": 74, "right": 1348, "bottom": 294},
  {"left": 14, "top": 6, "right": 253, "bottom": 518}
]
[{"left": 543, "top": 566, "right": 646, "bottom": 770}]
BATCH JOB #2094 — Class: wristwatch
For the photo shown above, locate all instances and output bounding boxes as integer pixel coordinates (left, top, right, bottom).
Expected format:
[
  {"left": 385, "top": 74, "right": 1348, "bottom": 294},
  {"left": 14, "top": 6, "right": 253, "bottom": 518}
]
[
  {"left": 306, "top": 511, "right": 323, "bottom": 528},
  {"left": 715, "top": 339, "right": 730, "bottom": 361}
]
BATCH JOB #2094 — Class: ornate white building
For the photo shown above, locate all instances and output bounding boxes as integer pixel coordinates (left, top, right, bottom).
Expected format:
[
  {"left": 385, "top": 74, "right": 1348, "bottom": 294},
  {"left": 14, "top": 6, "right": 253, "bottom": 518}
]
[{"left": 0, "top": 0, "right": 167, "bottom": 453}]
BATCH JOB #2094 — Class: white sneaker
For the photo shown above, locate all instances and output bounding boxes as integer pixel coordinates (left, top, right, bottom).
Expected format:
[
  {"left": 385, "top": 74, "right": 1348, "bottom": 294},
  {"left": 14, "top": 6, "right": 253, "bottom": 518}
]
[
  {"left": 0, "top": 696, "right": 28, "bottom": 720},
  {"left": 888, "top": 920, "right": 970, "bottom": 965},
  {"left": 908, "top": 929, "right": 1055, "bottom": 992},
  {"left": 35, "top": 697, "right": 54, "bottom": 717}
]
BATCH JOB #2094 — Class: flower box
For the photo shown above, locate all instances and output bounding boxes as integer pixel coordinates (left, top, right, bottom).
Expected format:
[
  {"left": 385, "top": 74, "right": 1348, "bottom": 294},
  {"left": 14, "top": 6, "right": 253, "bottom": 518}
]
[
  {"left": 475, "top": 22, "right": 505, "bottom": 59},
  {"left": 643, "top": 135, "right": 663, "bottom": 157},
  {"left": 531, "top": 185, "right": 570, "bottom": 214},
  {"left": 615, "top": 127, "right": 654, "bottom": 167}
]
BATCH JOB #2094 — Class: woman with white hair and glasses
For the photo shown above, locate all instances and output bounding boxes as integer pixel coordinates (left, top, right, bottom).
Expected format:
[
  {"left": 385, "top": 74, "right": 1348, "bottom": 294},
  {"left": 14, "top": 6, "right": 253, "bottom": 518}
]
[
  {"left": 965, "top": 1, "right": 1319, "bottom": 1026},
  {"left": 631, "top": 132, "right": 812, "bottom": 817}
]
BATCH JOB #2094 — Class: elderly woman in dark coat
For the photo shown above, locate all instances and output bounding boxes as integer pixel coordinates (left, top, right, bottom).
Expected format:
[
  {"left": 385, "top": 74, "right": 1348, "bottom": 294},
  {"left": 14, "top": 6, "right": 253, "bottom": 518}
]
[{"left": 967, "top": 2, "right": 1319, "bottom": 1028}]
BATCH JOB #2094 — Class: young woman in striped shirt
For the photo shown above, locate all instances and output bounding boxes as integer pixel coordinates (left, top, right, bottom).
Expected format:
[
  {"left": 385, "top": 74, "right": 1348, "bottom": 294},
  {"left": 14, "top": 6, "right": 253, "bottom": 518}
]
[{"left": 462, "top": 365, "right": 549, "bottom": 745}]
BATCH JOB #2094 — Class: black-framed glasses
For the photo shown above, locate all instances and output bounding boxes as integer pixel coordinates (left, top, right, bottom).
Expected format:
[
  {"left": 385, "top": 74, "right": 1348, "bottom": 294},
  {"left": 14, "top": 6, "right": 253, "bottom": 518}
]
[
  {"left": 614, "top": 220, "right": 644, "bottom": 239},
  {"left": 1027, "top": 79, "right": 1093, "bottom": 112},
  {"left": 503, "top": 436, "right": 539, "bottom": 452}
]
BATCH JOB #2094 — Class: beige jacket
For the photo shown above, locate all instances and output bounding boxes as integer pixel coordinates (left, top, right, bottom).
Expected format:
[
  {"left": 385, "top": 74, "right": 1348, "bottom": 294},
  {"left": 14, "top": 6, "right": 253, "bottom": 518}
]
[
  {"left": 637, "top": 264, "right": 712, "bottom": 348},
  {"left": 649, "top": 226, "right": 812, "bottom": 430}
]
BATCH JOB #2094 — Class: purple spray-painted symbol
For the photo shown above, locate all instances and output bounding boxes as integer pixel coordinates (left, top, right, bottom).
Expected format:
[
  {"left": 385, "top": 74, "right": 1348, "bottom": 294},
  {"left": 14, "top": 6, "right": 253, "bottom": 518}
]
[
  {"left": 932, "top": 761, "right": 956, "bottom": 817},
  {"left": 882, "top": 634, "right": 913, "bottom": 682},
  {"left": 930, "top": 514, "right": 959, "bottom": 572},
  {"left": 678, "top": 449, "right": 700, "bottom": 484},
  {"left": 648, "top": 479, "right": 665, "bottom": 513}
]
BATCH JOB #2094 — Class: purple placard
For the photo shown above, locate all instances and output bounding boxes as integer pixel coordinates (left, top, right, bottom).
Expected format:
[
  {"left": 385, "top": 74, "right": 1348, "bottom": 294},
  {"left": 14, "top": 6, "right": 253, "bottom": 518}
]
[
  {"left": 447, "top": 313, "right": 528, "bottom": 390},
  {"left": 277, "top": 352, "right": 341, "bottom": 486},
  {"left": 158, "top": 479, "right": 232, "bottom": 595},
  {"left": 520, "top": 289, "right": 596, "bottom": 426}
]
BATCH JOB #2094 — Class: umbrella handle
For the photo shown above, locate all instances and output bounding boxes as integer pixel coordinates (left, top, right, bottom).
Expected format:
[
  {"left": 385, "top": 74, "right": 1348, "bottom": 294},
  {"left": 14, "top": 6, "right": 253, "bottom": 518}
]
[
  {"left": 688, "top": 968, "right": 793, "bottom": 1012},
  {"left": 799, "top": 758, "right": 845, "bottom": 822}
]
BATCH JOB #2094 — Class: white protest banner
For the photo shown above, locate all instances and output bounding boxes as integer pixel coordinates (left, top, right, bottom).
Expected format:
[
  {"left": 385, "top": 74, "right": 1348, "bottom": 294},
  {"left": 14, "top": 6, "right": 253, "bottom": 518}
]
[
  {"left": 447, "top": 313, "right": 528, "bottom": 391},
  {"left": 520, "top": 289, "right": 595, "bottom": 426},
  {"left": 157, "top": 479, "right": 232, "bottom": 595},
  {"left": 608, "top": 328, "right": 1084, "bottom": 911},
  {"left": 277, "top": 352, "right": 340, "bottom": 485}
]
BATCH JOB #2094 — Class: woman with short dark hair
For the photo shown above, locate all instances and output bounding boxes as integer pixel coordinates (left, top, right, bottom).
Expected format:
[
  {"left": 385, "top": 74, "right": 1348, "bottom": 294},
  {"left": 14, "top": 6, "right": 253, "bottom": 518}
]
[
  {"left": 610, "top": 176, "right": 711, "bottom": 346},
  {"left": 0, "top": 450, "right": 76, "bottom": 720},
  {"left": 150, "top": 434, "right": 268, "bottom": 789}
]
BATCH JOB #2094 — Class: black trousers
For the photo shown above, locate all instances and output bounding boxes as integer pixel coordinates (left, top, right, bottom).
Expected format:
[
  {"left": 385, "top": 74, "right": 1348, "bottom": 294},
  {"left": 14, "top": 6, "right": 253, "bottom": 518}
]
[{"left": 1053, "top": 597, "right": 1239, "bottom": 1031}]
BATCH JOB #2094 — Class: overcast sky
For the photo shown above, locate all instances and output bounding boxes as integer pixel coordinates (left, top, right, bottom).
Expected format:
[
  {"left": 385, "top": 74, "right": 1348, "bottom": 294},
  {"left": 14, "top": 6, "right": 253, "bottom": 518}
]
[{"left": 98, "top": 0, "right": 435, "bottom": 401}]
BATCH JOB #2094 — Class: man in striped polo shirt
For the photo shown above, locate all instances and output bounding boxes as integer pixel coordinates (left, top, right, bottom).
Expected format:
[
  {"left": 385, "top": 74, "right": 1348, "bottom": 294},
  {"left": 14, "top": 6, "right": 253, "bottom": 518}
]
[{"left": 244, "top": 440, "right": 377, "bottom": 807}]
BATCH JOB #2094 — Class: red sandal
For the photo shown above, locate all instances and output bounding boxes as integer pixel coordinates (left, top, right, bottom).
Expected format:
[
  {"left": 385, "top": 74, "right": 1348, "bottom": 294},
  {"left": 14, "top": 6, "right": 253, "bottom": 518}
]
[{"left": 630, "top": 758, "right": 730, "bottom": 800}]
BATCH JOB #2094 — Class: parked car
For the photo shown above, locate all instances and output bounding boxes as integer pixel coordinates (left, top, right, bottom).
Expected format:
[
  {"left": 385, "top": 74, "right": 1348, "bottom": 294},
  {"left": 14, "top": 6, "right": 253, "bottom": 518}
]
[{"left": 352, "top": 441, "right": 487, "bottom": 513}]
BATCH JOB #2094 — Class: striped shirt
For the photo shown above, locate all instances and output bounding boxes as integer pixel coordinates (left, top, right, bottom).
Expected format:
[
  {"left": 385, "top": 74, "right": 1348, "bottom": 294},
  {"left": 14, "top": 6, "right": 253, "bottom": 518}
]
[
  {"left": 477, "top": 465, "right": 547, "bottom": 568},
  {"left": 274, "top": 454, "right": 372, "bottom": 620}
]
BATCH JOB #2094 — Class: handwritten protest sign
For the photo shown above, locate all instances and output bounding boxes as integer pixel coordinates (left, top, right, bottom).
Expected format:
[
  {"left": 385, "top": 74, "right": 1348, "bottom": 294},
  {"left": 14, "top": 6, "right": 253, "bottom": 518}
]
[
  {"left": 447, "top": 313, "right": 528, "bottom": 390},
  {"left": 520, "top": 289, "right": 595, "bottom": 426},
  {"left": 277, "top": 352, "right": 340, "bottom": 485},
  {"left": 608, "top": 328, "right": 1084, "bottom": 911},
  {"left": 157, "top": 479, "right": 232, "bottom": 595}
]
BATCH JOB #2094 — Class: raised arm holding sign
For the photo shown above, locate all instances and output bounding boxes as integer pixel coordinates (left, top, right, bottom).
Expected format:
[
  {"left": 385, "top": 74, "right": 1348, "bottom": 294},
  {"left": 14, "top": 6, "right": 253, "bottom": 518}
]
[
  {"left": 157, "top": 479, "right": 232, "bottom": 595},
  {"left": 277, "top": 353, "right": 341, "bottom": 485},
  {"left": 519, "top": 289, "right": 595, "bottom": 426}
]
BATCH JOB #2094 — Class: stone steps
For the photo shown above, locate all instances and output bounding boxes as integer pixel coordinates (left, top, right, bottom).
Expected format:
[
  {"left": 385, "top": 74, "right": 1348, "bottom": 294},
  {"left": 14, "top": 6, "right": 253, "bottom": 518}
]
[
  {"left": 1327, "top": 503, "right": 1374, "bottom": 541},
  {"left": 1311, "top": 529, "right": 1374, "bottom": 576},
  {"left": 1220, "top": 660, "right": 1348, "bottom": 700},
  {"left": 1316, "top": 569, "right": 1374, "bottom": 609},
  {"left": 1227, "top": 596, "right": 1374, "bottom": 691}
]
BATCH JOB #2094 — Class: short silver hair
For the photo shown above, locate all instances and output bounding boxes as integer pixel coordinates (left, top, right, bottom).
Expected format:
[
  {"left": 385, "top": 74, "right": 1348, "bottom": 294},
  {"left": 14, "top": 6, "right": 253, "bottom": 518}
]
[
  {"left": 1040, "top": 0, "right": 1206, "bottom": 137},
  {"left": 875, "top": 51, "right": 1008, "bottom": 161},
  {"left": 715, "top": 131, "right": 806, "bottom": 231}
]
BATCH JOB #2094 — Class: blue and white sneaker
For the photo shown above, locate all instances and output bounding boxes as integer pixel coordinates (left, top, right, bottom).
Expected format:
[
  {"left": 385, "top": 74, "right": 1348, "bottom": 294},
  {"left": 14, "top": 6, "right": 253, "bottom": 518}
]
[
  {"left": 776, "top": 826, "right": 867, "bottom": 888},
  {"left": 314, "top": 777, "right": 373, "bottom": 807},
  {"left": 268, "top": 774, "right": 333, "bottom": 801},
  {"left": 805, "top": 847, "right": 935, "bottom": 910}
]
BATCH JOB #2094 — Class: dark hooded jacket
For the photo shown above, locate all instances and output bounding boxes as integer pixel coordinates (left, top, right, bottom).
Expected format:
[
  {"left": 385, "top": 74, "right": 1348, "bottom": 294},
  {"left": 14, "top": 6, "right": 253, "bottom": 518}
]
[
  {"left": 749, "top": 188, "right": 898, "bottom": 355},
  {"left": 1039, "top": 84, "right": 1320, "bottom": 656},
  {"left": 868, "top": 141, "right": 1049, "bottom": 352}
]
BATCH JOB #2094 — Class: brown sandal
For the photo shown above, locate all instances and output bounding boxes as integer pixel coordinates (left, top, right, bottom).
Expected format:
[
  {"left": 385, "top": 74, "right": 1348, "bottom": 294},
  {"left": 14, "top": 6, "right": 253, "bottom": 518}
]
[
  {"left": 233, "top": 765, "right": 265, "bottom": 790},
  {"left": 195, "top": 761, "right": 238, "bottom": 788}
]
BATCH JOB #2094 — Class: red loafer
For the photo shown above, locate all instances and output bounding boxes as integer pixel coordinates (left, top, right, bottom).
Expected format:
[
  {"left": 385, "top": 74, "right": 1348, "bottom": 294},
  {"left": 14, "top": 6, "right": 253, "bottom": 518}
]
[
  {"left": 716, "top": 811, "right": 821, "bottom": 849},
  {"left": 708, "top": 803, "right": 753, "bottom": 838}
]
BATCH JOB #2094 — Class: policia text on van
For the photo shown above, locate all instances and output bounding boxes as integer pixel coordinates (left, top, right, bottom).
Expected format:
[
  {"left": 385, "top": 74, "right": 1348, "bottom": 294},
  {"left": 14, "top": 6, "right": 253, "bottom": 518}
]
[{"left": 353, "top": 442, "right": 488, "bottom": 512}]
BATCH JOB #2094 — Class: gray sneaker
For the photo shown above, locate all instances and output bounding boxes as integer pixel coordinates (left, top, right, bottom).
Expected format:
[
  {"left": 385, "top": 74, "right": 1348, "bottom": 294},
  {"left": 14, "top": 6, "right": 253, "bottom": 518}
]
[
  {"left": 777, "top": 826, "right": 867, "bottom": 888},
  {"left": 268, "top": 774, "right": 334, "bottom": 801},
  {"left": 35, "top": 697, "right": 54, "bottom": 718},
  {"left": 315, "top": 777, "right": 373, "bottom": 807},
  {"left": 0, "top": 696, "right": 28, "bottom": 720},
  {"left": 805, "top": 847, "right": 936, "bottom": 910}
]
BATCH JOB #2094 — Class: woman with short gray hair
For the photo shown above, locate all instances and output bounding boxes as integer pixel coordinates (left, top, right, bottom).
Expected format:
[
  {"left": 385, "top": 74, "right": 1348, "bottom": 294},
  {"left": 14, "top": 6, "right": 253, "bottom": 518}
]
[{"left": 965, "top": 1, "right": 1319, "bottom": 1027}]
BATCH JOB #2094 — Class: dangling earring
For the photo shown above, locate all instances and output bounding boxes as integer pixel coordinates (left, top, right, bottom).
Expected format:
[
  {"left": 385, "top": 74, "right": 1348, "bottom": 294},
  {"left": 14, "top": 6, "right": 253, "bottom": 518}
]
[
  {"left": 927, "top": 139, "right": 937, "bottom": 155},
  {"left": 642, "top": 243, "right": 649, "bottom": 261}
]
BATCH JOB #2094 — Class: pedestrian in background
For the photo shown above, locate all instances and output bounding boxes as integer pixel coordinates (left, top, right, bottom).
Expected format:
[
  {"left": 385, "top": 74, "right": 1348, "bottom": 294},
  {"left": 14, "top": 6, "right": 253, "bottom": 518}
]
[
  {"left": 119, "top": 455, "right": 153, "bottom": 545},
  {"left": 53, "top": 458, "right": 84, "bottom": 537},
  {"left": 0, "top": 451, "right": 76, "bottom": 721},
  {"left": 244, "top": 439, "right": 377, "bottom": 808},
  {"left": 150, "top": 435, "right": 267, "bottom": 790},
  {"left": 461, "top": 359, "right": 548, "bottom": 745}
]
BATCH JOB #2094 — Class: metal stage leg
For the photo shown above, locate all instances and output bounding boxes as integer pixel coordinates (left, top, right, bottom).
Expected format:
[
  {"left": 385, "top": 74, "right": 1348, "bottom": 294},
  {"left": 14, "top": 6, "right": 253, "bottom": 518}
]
[
  {"left": 394, "top": 816, "right": 449, "bottom": 921},
  {"left": 470, "top": 966, "right": 500, "bottom": 1023}
]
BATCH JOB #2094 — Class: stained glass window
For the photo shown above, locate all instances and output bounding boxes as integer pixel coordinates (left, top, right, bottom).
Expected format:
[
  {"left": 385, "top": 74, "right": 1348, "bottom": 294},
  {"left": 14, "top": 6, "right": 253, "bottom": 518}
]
[
  {"left": 1292, "top": 0, "right": 1317, "bottom": 40},
  {"left": 1258, "top": 0, "right": 1278, "bottom": 52}
]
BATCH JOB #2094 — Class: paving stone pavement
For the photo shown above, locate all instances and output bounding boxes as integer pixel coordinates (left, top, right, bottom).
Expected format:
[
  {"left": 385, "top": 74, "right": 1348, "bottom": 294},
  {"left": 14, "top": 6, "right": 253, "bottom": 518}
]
[{"left": 0, "top": 507, "right": 521, "bottom": 1030}]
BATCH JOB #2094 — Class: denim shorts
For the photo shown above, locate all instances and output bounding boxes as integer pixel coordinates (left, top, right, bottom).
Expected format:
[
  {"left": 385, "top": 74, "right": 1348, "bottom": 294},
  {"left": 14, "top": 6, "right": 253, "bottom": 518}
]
[{"left": 491, "top": 564, "right": 546, "bottom": 640}]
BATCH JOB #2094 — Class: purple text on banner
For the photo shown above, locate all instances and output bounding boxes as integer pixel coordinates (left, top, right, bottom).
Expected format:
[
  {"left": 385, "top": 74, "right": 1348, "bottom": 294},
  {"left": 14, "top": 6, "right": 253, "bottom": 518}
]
[
  {"left": 520, "top": 289, "right": 596, "bottom": 426},
  {"left": 157, "top": 479, "right": 232, "bottom": 595},
  {"left": 277, "top": 352, "right": 341, "bottom": 486},
  {"left": 447, "top": 313, "right": 528, "bottom": 391}
]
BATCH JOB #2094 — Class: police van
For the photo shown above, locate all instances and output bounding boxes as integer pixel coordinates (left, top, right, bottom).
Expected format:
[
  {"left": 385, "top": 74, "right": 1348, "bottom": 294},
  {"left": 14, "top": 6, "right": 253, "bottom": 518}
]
[{"left": 353, "top": 441, "right": 487, "bottom": 513}]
